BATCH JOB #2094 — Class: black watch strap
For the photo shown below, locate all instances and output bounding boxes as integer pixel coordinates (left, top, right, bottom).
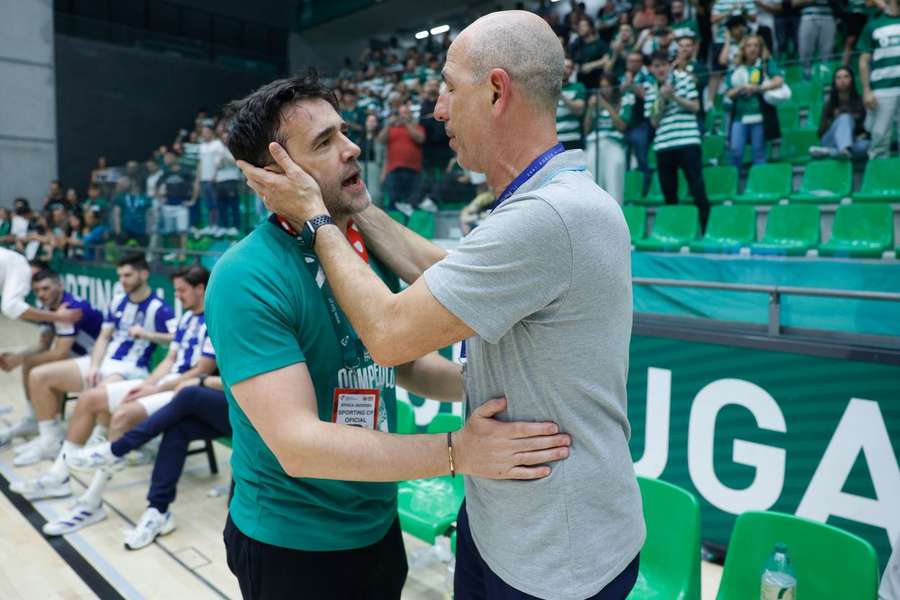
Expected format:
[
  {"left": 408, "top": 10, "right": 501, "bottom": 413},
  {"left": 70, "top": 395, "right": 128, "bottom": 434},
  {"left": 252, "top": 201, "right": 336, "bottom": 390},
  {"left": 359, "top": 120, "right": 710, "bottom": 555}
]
[{"left": 302, "top": 215, "right": 336, "bottom": 248}]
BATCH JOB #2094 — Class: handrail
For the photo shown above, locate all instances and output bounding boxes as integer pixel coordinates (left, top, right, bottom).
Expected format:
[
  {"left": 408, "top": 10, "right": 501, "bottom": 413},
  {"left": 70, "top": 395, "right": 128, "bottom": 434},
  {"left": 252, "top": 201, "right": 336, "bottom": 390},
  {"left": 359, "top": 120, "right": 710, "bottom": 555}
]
[{"left": 633, "top": 277, "right": 900, "bottom": 336}]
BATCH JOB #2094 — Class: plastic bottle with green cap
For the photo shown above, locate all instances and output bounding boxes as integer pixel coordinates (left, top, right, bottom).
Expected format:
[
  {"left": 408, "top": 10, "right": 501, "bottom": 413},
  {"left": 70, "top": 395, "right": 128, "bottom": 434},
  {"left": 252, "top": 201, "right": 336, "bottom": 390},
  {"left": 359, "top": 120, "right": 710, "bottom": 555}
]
[{"left": 761, "top": 542, "right": 797, "bottom": 600}]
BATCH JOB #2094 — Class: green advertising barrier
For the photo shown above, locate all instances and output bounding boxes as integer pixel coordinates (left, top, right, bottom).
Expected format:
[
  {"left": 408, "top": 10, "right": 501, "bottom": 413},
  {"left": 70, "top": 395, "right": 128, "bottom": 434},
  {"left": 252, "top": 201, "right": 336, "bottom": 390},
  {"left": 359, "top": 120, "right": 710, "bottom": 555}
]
[
  {"left": 632, "top": 252, "right": 900, "bottom": 338},
  {"left": 56, "top": 262, "right": 177, "bottom": 313},
  {"left": 628, "top": 332, "right": 900, "bottom": 570}
]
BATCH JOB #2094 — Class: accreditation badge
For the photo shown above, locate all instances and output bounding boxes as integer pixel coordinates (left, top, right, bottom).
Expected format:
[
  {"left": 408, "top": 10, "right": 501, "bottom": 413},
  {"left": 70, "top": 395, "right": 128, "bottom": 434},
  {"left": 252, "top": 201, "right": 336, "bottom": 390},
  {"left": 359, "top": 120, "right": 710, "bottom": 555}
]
[{"left": 332, "top": 388, "right": 381, "bottom": 429}]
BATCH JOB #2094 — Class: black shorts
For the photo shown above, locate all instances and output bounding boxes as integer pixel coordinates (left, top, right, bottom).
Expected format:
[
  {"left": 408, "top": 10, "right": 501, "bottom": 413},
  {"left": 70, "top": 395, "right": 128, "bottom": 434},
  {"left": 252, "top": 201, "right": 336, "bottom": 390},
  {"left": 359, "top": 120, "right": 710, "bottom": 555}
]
[
  {"left": 224, "top": 514, "right": 407, "bottom": 600},
  {"left": 845, "top": 13, "right": 868, "bottom": 40}
]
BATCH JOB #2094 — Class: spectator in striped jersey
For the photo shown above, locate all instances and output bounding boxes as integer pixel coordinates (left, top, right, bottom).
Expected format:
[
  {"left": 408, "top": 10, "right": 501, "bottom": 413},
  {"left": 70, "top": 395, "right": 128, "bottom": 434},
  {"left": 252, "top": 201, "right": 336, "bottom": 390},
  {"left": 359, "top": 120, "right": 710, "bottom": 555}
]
[
  {"left": 621, "top": 50, "right": 654, "bottom": 193},
  {"left": 795, "top": 0, "right": 836, "bottom": 79},
  {"left": 648, "top": 50, "right": 710, "bottom": 231},
  {"left": 9, "top": 253, "right": 175, "bottom": 469},
  {"left": 584, "top": 72, "right": 631, "bottom": 202},
  {"left": 0, "top": 269, "right": 103, "bottom": 447},
  {"left": 860, "top": 0, "right": 900, "bottom": 158},
  {"left": 557, "top": 58, "right": 588, "bottom": 149}
]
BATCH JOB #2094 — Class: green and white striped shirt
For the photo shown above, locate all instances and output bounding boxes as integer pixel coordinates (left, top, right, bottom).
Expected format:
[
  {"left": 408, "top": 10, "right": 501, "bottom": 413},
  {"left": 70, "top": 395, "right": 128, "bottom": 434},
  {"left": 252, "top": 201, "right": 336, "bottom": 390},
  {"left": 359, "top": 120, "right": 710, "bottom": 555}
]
[
  {"left": 862, "top": 16, "right": 900, "bottom": 96},
  {"left": 557, "top": 82, "right": 588, "bottom": 143},
  {"left": 712, "top": 0, "right": 758, "bottom": 43},
  {"left": 800, "top": 0, "right": 833, "bottom": 18},
  {"left": 652, "top": 69, "right": 702, "bottom": 151},
  {"left": 588, "top": 94, "right": 633, "bottom": 147}
]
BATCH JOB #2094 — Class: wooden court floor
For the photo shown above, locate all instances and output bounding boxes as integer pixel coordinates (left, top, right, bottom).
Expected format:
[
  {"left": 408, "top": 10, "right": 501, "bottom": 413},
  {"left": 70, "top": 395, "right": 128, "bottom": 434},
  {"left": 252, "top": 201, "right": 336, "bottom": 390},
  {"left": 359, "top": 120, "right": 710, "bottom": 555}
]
[{"left": 1, "top": 316, "right": 720, "bottom": 599}]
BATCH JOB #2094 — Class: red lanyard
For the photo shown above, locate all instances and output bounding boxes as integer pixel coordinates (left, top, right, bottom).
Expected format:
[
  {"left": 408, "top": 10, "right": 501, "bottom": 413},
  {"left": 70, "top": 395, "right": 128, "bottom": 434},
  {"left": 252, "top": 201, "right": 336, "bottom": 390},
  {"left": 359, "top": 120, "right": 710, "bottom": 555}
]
[{"left": 273, "top": 214, "right": 369, "bottom": 263}]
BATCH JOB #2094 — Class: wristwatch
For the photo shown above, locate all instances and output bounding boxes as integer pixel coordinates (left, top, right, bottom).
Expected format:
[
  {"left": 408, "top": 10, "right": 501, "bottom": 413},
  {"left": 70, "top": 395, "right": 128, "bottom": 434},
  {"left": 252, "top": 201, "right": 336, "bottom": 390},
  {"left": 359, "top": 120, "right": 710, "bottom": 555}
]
[{"left": 300, "top": 215, "right": 336, "bottom": 248}]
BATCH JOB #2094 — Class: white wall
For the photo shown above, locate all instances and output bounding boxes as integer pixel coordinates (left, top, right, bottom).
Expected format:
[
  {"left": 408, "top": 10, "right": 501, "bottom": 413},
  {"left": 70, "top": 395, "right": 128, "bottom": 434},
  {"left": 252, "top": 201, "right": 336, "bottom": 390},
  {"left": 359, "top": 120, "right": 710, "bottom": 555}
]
[{"left": 0, "top": 0, "right": 57, "bottom": 208}]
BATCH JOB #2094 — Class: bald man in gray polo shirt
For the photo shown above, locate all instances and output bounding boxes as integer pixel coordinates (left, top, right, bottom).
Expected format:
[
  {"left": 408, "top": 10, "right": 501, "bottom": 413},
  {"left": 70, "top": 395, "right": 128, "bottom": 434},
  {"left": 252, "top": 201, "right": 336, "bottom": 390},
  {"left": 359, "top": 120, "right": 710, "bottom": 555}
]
[{"left": 240, "top": 11, "right": 644, "bottom": 599}]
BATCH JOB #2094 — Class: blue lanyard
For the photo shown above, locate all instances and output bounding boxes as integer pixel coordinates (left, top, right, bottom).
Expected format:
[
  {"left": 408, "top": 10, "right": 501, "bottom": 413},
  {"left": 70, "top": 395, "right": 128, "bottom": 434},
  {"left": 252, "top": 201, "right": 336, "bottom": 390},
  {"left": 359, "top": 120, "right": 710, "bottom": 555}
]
[{"left": 485, "top": 143, "right": 566, "bottom": 214}]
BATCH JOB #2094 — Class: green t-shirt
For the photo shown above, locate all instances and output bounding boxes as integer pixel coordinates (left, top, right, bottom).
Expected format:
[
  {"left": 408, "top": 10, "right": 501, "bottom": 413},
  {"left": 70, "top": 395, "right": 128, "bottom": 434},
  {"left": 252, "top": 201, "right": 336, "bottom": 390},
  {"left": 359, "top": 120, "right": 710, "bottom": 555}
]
[
  {"left": 206, "top": 219, "right": 401, "bottom": 551},
  {"left": 860, "top": 15, "right": 900, "bottom": 96},
  {"left": 556, "top": 81, "right": 587, "bottom": 143},
  {"left": 341, "top": 106, "right": 367, "bottom": 145},
  {"left": 672, "top": 18, "right": 700, "bottom": 41}
]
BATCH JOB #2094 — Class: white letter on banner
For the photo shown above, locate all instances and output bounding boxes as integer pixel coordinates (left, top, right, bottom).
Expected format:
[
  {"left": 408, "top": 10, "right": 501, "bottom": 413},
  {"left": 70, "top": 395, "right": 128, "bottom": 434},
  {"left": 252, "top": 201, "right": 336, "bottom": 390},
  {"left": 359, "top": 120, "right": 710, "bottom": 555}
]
[
  {"left": 796, "top": 398, "right": 900, "bottom": 547},
  {"left": 688, "top": 378, "right": 786, "bottom": 514},
  {"left": 634, "top": 367, "right": 671, "bottom": 478}
]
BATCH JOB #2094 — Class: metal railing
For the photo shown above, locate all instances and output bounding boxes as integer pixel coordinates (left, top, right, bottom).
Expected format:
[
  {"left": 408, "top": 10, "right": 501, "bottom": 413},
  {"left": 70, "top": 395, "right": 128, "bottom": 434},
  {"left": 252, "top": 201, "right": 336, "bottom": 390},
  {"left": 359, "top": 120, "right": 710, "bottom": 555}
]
[{"left": 633, "top": 277, "right": 900, "bottom": 337}]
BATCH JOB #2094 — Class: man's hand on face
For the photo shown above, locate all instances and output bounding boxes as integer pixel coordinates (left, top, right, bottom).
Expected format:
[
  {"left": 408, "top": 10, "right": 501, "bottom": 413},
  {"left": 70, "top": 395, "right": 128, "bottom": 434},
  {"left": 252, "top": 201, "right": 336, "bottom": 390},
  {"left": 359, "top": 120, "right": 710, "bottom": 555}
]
[{"left": 236, "top": 142, "right": 329, "bottom": 231}]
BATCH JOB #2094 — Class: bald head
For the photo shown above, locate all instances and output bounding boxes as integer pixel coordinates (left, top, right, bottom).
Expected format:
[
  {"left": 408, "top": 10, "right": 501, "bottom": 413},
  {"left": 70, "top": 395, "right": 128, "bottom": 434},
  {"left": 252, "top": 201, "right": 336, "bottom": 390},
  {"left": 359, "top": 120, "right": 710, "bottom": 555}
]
[{"left": 453, "top": 11, "right": 565, "bottom": 112}]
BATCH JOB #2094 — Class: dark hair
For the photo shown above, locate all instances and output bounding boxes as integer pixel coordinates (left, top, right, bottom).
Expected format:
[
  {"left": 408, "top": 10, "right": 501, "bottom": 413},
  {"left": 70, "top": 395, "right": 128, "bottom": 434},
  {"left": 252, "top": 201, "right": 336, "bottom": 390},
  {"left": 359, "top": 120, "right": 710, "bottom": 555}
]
[
  {"left": 171, "top": 264, "right": 210, "bottom": 288},
  {"left": 29, "top": 258, "right": 50, "bottom": 271},
  {"left": 224, "top": 70, "right": 339, "bottom": 167},
  {"left": 116, "top": 252, "right": 149, "bottom": 271},
  {"left": 828, "top": 66, "right": 862, "bottom": 108},
  {"left": 598, "top": 72, "right": 622, "bottom": 105},
  {"left": 650, "top": 50, "right": 670, "bottom": 64},
  {"left": 32, "top": 269, "right": 60, "bottom": 283}
]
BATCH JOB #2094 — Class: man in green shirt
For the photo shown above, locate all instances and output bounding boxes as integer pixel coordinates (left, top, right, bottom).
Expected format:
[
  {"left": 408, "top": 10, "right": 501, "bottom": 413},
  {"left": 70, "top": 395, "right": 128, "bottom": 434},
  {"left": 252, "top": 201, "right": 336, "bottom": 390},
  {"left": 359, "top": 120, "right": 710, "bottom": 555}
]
[
  {"left": 860, "top": 0, "right": 900, "bottom": 158},
  {"left": 210, "top": 72, "right": 572, "bottom": 600},
  {"left": 557, "top": 58, "right": 587, "bottom": 149}
]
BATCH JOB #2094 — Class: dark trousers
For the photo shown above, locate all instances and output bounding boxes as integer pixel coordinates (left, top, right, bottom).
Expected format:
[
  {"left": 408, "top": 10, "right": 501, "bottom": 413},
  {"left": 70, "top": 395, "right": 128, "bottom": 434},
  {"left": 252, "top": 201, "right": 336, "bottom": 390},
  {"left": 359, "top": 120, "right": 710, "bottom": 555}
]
[
  {"left": 224, "top": 514, "right": 407, "bottom": 600},
  {"left": 385, "top": 167, "right": 422, "bottom": 208},
  {"left": 110, "top": 386, "right": 231, "bottom": 513},
  {"left": 626, "top": 122, "right": 653, "bottom": 194},
  {"left": 216, "top": 180, "right": 241, "bottom": 230},
  {"left": 655, "top": 145, "right": 710, "bottom": 232},
  {"left": 454, "top": 502, "right": 640, "bottom": 599}
]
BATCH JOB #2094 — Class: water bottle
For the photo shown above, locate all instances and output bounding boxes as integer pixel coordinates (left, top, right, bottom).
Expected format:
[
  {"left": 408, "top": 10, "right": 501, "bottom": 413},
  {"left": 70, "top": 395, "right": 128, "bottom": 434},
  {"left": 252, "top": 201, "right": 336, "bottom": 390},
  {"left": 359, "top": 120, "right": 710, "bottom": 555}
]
[{"left": 760, "top": 543, "right": 797, "bottom": 600}]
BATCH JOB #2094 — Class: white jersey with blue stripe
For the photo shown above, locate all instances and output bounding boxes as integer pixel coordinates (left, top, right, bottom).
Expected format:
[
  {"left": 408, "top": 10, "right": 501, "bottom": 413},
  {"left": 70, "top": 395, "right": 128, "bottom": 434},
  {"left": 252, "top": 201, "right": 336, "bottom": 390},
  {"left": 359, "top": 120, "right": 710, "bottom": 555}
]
[
  {"left": 103, "top": 292, "right": 176, "bottom": 370},
  {"left": 169, "top": 311, "right": 208, "bottom": 374}
]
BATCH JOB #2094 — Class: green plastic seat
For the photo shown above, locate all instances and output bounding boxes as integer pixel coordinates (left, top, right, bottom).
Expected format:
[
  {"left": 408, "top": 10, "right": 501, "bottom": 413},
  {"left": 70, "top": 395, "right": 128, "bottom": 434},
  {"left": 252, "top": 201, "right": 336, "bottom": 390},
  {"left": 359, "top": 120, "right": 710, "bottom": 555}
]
[
  {"left": 783, "top": 64, "right": 803, "bottom": 85},
  {"left": 751, "top": 205, "right": 820, "bottom": 256},
  {"left": 628, "top": 477, "right": 701, "bottom": 600},
  {"left": 633, "top": 205, "right": 699, "bottom": 252},
  {"left": 689, "top": 205, "right": 755, "bottom": 253},
  {"left": 646, "top": 172, "right": 689, "bottom": 204},
  {"left": 398, "top": 412, "right": 465, "bottom": 544},
  {"left": 785, "top": 79, "right": 814, "bottom": 109},
  {"left": 702, "top": 135, "right": 726, "bottom": 165},
  {"left": 777, "top": 106, "right": 800, "bottom": 131},
  {"left": 395, "top": 400, "right": 416, "bottom": 434},
  {"left": 407, "top": 210, "right": 435, "bottom": 239},
  {"left": 386, "top": 209, "right": 406, "bottom": 224},
  {"left": 704, "top": 110, "right": 721, "bottom": 135},
  {"left": 818, "top": 203, "right": 893, "bottom": 258},
  {"left": 622, "top": 205, "right": 647, "bottom": 241},
  {"left": 733, "top": 163, "right": 792, "bottom": 205},
  {"left": 716, "top": 511, "right": 879, "bottom": 600},
  {"left": 779, "top": 129, "right": 819, "bottom": 164},
  {"left": 852, "top": 157, "right": 900, "bottom": 203},
  {"left": 704, "top": 166, "right": 738, "bottom": 204},
  {"left": 625, "top": 170, "right": 646, "bottom": 204},
  {"left": 789, "top": 159, "right": 852, "bottom": 203}
]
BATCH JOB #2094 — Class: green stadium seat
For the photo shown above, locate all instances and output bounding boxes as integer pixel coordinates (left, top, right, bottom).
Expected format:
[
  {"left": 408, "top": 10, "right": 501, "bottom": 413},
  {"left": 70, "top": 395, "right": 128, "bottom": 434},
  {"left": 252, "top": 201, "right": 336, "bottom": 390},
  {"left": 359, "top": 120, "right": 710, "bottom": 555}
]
[
  {"left": 622, "top": 205, "right": 647, "bottom": 241},
  {"left": 649, "top": 149, "right": 657, "bottom": 171},
  {"left": 818, "top": 203, "right": 893, "bottom": 258},
  {"left": 689, "top": 205, "right": 755, "bottom": 253},
  {"left": 785, "top": 79, "right": 814, "bottom": 109},
  {"left": 789, "top": 159, "right": 852, "bottom": 203},
  {"left": 398, "top": 412, "right": 465, "bottom": 544},
  {"left": 751, "top": 205, "right": 820, "bottom": 256},
  {"left": 703, "top": 110, "right": 721, "bottom": 135},
  {"left": 702, "top": 135, "right": 726, "bottom": 165},
  {"left": 783, "top": 63, "right": 804, "bottom": 85},
  {"left": 625, "top": 170, "right": 646, "bottom": 204},
  {"left": 395, "top": 400, "right": 416, "bottom": 434},
  {"left": 704, "top": 166, "right": 738, "bottom": 204},
  {"left": 407, "top": 210, "right": 435, "bottom": 239},
  {"left": 716, "top": 511, "right": 879, "bottom": 600},
  {"left": 852, "top": 157, "right": 900, "bottom": 203},
  {"left": 633, "top": 205, "right": 699, "bottom": 252},
  {"left": 777, "top": 106, "right": 800, "bottom": 131},
  {"left": 733, "top": 163, "right": 792, "bottom": 205},
  {"left": 628, "top": 478, "right": 701, "bottom": 600},
  {"left": 646, "top": 171, "right": 689, "bottom": 204},
  {"left": 779, "top": 129, "right": 819, "bottom": 164}
]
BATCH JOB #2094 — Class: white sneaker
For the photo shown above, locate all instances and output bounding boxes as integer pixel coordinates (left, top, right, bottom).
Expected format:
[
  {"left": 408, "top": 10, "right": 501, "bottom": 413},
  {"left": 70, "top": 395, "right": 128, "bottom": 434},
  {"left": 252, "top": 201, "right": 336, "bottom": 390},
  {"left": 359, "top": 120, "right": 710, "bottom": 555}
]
[
  {"left": 66, "top": 443, "right": 124, "bottom": 472},
  {"left": 13, "top": 436, "right": 63, "bottom": 467},
  {"left": 13, "top": 436, "right": 41, "bottom": 455},
  {"left": 123, "top": 507, "right": 176, "bottom": 550},
  {"left": 394, "top": 202, "right": 414, "bottom": 217},
  {"left": 85, "top": 431, "right": 107, "bottom": 448},
  {"left": 0, "top": 418, "right": 38, "bottom": 447},
  {"left": 10, "top": 473, "right": 72, "bottom": 500},
  {"left": 419, "top": 198, "right": 438, "bottom": 212},
  {"left": 808, "top": 145, "right": 832, "bottom": 159},
  {"left": 43, "top": 501, "right": 107, "bottom": 536}
]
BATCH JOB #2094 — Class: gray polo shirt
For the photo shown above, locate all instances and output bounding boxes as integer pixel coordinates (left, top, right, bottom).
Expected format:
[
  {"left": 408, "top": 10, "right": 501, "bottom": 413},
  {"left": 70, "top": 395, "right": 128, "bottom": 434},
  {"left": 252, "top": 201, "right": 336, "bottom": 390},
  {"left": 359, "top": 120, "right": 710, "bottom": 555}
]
[{"left": 423, "top": 150, "right": 645, "bottom": 599}]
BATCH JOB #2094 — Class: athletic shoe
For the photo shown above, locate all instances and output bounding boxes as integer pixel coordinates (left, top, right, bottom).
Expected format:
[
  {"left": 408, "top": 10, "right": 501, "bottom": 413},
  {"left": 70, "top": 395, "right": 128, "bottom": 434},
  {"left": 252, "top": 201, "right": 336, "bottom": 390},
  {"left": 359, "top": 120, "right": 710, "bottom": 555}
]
[
  {"left": 42, "top": 501, "right": 107, "bottom": 536},
  {"left": 85, "top": 430, "right": 107, "bottom": 448},
  {"left": 13, "top": 436, "right": 63, "bottom": 467},
  {"left": 808, "top": 145, "right": 832, "bottom": 159},
  {"left": 13, "top": 436, "right": 41, "bottom": 454},
  {"left": 10, "top": 474, "right": 72, "bottom": 500},
  {"left": 66, "top": 443, "right": 124, "bottom": 472},
  {"left": 394, "top": 202, "right": 414, "bottom": 217},
  {"left": 419, "top": 198, "right": 438, "bottom": 213},
  {"left": 123, "top": 507, "right": 176, "bottom": 550},
  {"left": 0, "top": 417, "right": 38, "bottom": 447}
]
